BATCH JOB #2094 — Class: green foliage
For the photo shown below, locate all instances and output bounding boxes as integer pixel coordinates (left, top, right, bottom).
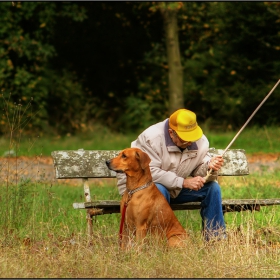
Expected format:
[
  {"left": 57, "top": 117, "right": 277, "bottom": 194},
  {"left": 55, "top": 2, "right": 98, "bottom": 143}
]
[
  {"left": 0, "top": 2, "right": 280, "bottom": 134},
  {"left": 43, "top": 68, "right": 92, "bottom": 134},
  {"left": 129, "top": 2, "right": 280, "bottom": 130},
  {"left": 179, "top": 2, "right": 280, "bottom": 128},
  {"left": 0, "top": 2, "right": 87, "bottom": 134},
  {"left": 118, "top": 42, "right": 170, "bottom": 131}
]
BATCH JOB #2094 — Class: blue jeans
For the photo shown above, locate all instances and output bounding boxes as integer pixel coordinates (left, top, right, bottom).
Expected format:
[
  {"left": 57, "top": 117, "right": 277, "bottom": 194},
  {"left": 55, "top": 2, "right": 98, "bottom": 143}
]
[{"left": 155, "top": 182, "right": 226, "bottom": 241}]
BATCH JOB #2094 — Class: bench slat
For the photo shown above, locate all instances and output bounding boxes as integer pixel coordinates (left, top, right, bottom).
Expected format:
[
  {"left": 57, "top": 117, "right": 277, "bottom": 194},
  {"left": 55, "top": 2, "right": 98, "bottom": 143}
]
[
  {"left": 73, "top": 198, "right": 280, "bottom": 214},
  {"left": 51, "top": 148, "right": 249, "bottom": 179},
  {"left": 51, "top": 150, "right": 119, "bottom": 178}
]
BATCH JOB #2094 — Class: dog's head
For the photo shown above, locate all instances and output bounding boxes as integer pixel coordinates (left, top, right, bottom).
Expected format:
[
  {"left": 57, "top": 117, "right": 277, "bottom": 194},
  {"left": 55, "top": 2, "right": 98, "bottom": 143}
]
[{"left": 105, "top": 147, "right": 151, "bottom": 176}]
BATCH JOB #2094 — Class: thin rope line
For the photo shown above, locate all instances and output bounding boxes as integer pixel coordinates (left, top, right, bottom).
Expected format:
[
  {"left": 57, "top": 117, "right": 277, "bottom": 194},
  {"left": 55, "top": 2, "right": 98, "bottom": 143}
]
[{"left": 205, "top": 79, "right": 280, "bottom": 181}]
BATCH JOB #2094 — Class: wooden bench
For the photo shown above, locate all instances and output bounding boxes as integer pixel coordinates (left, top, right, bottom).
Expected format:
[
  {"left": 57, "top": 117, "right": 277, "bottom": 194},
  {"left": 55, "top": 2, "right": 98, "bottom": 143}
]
[{"left": 51, "top": 148, "right": 280, "bottom": 238}]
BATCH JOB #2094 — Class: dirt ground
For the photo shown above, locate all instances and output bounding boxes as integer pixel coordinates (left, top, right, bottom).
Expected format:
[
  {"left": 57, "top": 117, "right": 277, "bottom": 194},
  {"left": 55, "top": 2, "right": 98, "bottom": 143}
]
[
  {"left": 0, "top": 153, "right": 280, "bottom": 186},
  {"left": 246, "top": 152, "right": 280, "bottom": 173}
]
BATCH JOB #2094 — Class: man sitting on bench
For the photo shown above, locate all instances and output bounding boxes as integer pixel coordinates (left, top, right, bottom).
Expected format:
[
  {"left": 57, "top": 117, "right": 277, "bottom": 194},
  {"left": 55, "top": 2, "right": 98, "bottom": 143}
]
[{"left": 116, "top": 108, "right": 226, "bottom": 242}]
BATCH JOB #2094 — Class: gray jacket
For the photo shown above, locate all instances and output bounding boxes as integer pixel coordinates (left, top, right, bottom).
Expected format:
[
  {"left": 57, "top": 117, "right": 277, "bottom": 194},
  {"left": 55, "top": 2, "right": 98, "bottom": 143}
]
[{"left": 117, "top": 119, "right": 217, "bottom": 198}]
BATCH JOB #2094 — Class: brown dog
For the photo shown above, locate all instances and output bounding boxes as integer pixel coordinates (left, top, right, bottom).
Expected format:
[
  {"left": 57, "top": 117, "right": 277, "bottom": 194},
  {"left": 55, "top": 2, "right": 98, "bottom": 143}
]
[{"left": 106, "top": 147, "right": 188, "bottom": 248}]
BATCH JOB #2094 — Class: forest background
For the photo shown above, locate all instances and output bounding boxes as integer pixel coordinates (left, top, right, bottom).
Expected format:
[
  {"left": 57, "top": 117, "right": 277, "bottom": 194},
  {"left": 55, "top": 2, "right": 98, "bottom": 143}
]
[{"left": 0, "top": 1, "right": 280, "bottom": 137}]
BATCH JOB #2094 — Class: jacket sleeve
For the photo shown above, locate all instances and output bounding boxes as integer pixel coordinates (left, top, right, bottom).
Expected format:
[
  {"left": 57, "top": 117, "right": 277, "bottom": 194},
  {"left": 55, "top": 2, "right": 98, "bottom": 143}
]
[
  {"left": 132, "top": 134, "right": 184, "bottom": 192},
  {"left": 191, "top": 152, "right": 218, "bottom": 182}
]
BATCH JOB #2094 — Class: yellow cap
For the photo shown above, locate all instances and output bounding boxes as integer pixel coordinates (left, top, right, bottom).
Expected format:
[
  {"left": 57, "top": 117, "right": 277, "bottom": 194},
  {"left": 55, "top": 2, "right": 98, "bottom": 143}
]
[{"left": 169, "top": 109, "right": 203, "bottom": 142}]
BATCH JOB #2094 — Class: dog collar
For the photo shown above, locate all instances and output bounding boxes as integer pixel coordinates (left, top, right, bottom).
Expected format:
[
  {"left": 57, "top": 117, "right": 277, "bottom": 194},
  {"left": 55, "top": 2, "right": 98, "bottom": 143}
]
[{"left": 127, "top": 181, "right": 153, "bottom": 196}]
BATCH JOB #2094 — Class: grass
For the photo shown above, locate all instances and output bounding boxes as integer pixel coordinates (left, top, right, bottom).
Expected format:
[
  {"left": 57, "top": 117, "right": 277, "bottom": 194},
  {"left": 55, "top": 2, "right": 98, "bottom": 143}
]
[
  {"left": 1, "top": 175, "right": 280, "bottom": 278},
  {"left": 1, "top": 232, "right": 280, "bottom": 278},
  {"left": 204, "top": 125, "right": 280, "bottom": 154},
  {"left": 0, "top": 127, "right": 135, "bottom": 157},
  {"left": 0, "top": 124, "right": 280, "bottom": 157}
]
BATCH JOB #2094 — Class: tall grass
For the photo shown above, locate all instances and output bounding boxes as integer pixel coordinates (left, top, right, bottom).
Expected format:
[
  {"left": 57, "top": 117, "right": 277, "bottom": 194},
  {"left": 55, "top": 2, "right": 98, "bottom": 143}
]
[
  {"left": 0, "top": 191, "right": 280, "bottom": 278},
  {"left": 1, "top": 94, "right": 280, "bottom": 277},
  {"left": 1, "top": 173, "right": 280, "bottom": 277}
]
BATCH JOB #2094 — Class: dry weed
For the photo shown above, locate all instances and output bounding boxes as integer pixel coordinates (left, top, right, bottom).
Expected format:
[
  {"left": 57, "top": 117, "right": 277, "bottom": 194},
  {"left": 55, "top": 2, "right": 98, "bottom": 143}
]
[{"left": 0, "top": 226, "right": 280, "bottom": 278}]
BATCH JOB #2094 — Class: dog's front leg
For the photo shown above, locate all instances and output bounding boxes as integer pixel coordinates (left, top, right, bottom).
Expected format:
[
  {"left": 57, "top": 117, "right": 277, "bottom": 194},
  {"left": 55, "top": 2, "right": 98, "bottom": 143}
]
[{"left": 135, "top": 226, "right": 148, "bottom": 244}]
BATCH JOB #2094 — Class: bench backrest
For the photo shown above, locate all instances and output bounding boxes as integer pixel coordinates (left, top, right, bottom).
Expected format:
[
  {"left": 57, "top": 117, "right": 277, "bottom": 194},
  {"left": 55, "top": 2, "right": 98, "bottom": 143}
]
[{"left": 51, "top": 148, "right": 249, "bottom": 179}]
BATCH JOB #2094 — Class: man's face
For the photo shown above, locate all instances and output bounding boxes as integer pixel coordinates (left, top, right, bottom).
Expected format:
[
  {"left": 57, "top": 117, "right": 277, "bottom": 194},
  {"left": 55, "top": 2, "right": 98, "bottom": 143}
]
[{"left": 168, "top": 129, "right": 192, "bottom": 149}]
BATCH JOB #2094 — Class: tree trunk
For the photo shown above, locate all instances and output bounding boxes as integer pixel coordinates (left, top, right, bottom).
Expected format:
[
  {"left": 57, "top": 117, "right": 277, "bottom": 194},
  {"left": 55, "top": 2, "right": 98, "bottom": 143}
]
[{"left": 161, "top": 8, "right": 184, "bottom": 114}]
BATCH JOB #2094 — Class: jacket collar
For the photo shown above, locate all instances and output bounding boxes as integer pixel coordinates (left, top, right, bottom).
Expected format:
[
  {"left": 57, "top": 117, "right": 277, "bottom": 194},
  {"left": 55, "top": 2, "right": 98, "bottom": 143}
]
[{"left": 164, "top": 119, "right": 198, "bottom": 150}]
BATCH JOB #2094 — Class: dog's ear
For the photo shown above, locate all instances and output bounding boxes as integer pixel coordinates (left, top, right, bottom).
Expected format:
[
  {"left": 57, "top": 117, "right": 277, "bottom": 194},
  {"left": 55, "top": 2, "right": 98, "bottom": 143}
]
[{"left": 135, "top": 150, "right": 151, "bottom": 170}]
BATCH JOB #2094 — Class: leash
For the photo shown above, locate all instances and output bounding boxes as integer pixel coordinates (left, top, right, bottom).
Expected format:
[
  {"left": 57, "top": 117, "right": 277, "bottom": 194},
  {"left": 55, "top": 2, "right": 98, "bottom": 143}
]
[
  {"left": 205, "top": 78, "right": 280, "bottom": 180},
  {"left": 119, "top": 181, "right": 153, "bottom": 245}
]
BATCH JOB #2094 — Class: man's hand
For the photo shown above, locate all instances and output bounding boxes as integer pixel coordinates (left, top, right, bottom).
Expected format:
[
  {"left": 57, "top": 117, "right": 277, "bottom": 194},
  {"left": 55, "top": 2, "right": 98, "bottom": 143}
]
[
  {"left": 208, "top": 155, "right": 224, "bottom": 171},
  {"left": 183, "top": 176, "right": 206, "bottom": 191}
]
